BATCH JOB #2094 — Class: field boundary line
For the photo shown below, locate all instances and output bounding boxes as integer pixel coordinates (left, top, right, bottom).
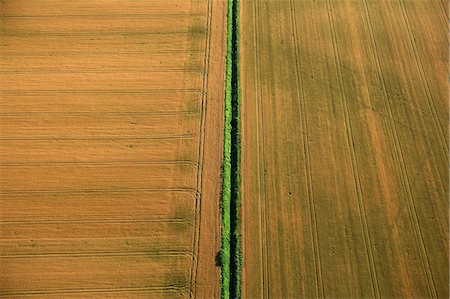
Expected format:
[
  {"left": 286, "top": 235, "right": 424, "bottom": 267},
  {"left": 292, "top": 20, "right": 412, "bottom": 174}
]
[
  {"left": 326, "top": 1, "right": 381, "bottom": 297},
  {"left": 288, "top": 1, "right": 323, "bottom": 297},
  {"left": 362, "top": 1, "right": 437, "bottom": 297}
]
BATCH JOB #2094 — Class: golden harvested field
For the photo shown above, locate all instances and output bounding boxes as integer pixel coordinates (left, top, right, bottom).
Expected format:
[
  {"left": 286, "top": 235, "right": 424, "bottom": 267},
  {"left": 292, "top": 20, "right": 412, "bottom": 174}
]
[
  {"left": 0, "top": 0, "right": 226, "bottom": 298},
  {"left": 241, "top": 0, "right": 448, "bottom": 298}
]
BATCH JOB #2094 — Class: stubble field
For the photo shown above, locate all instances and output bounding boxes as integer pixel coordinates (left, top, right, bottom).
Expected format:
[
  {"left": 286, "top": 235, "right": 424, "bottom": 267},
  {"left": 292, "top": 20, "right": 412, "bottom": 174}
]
[
  {"left": 241, "top": 0, "right": 448, "bottom": 298},
  {"left": 0, "top": 0, "right": 226, "bottom": 298}
]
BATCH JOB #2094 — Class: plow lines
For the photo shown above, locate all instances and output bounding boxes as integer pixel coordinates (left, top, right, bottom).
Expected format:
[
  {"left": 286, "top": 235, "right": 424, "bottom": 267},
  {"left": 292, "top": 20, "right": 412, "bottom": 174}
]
[
  {"left": 0, "top": 0, "right": 226, "bottom": 298},
  {"left": 241, "top": 1, "right": 448, "bottom": 298}
]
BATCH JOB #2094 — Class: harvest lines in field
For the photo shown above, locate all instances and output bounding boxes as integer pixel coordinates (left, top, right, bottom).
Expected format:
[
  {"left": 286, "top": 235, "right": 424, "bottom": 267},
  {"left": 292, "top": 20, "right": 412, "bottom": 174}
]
[
  {"left": 0, "top": 286, "right": 190, "bottom": 298},
  {"left": 398, "top": 0, "right": 448, "bottom": 154},
  {"left": 253, "top": 1, "right": 270, "bottom": 298},
  {"left": 362, "top": 2, "right": 437, "bottom": 297},
  {"left": 0, "top": 13, "right": 206, "bottom": 18},
  {"left": 0, "top": 0, "right": 227, "bottom": 296},
  {"left": 241, "top": 0, "right": 447, "bottom": 298},
  {"left": 262, "top": 2, "right": 445, "bottom": 126},
  {"left": 261, "top": 12, "right": 446, "bottom": 167},
  {"left": 438, "top": 0, "right": 449, "bottom": 20},
  {"left": 288, "top": 1, "right": 324, "bottom": 297},
  {"left": 189, "top": 0, "right": 213, "bottom": 297},
  {"left": 1, "top": 0, "right": 446, "bottom": 297},
  {"left": 326, "top": 1, "right": 380, "bottom": 297},
  {"left": 0, "top": 249, "right": 193, "bottom": 257}
]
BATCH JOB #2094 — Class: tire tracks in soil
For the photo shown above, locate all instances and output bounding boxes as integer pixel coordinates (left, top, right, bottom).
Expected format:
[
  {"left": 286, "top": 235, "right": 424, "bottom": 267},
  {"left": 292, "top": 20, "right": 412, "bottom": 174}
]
[
  {"left": 288, "top": 1, "right": 324, "bottom": 297},
  {"left": 189, "top": 0, "right": 213, "bottom": 297},
  {"left": 362, "top": 1, "right": 437, "bottom": 297},
  {"left": 253, "top": 1, "right": 269, "bottom": 298},
  {"left": 325, "top": 2, "right": 381, "bottom": 297}
]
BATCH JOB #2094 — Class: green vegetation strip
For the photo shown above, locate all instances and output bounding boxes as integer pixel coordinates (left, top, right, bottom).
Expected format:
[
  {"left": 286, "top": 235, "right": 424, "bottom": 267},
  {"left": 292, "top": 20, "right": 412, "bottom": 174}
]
[{"left": 221, "top": 0, "right": 241, "bottom": 298}]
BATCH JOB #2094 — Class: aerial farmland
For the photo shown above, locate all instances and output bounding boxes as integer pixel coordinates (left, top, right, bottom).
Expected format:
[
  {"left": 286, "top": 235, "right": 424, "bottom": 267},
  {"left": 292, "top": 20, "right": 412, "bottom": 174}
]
[
  {"left": 0, "top": 0, "right": 226, "bottom": 297},
  {"left": 0, "top": 0, "right": 448, "bottom": 298},
  {"left": 240, "top": 0, "right": 448, "bottom": 298}
]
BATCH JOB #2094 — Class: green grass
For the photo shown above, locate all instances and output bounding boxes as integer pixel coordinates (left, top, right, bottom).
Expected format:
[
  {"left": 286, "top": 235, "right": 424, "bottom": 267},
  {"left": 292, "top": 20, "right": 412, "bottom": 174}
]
[{"left": 221, "top": 0, "right": 241, "bottom": 298}]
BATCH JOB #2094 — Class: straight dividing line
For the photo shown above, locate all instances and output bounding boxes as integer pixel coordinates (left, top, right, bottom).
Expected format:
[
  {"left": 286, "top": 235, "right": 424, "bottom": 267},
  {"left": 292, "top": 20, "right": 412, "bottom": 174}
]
[
  {"left": 222, "top": 0, "right": 243, "bottom": 296},
  {"left": 221, "top": 0, "right": 233, "bottom": 297},
  {"left": 398, "top": 0, "right": 448, "bottom": 159},
  {"left": 189, "top": 0, "right": 213, "bottom": 297},
  {"left": 254, "top": 1, "right": 269, "bottom": 298},
  {"left": 325, "top": 1, "right": 380, "bottom": 298},
  {"left": 229, "top": 0, "right": 242, "bottom": 296},
  {"left": 288, "top": 1, "right": 323, "bottom": 297},
  {"left": 362, "top": 2, "right": 437, "bottom": 297}
]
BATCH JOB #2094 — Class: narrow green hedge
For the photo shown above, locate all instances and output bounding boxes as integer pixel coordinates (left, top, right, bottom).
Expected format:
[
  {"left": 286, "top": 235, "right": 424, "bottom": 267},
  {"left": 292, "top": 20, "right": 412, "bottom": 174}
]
[
  {"left": 229, "top": 0, "right": 241, "bottom": 297},
  {"left": 221, "top": 0, "right": 241, "bottom": 298},
  {"left": 220, "top": 0, "right": 233, "bottom": 297}
]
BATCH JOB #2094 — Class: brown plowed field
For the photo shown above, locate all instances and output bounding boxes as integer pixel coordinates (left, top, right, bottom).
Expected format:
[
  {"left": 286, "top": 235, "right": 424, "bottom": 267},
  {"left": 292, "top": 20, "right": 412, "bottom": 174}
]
[
  {"left": 0, "top": 0, "right": 226, "bottom": 298},
  {"left": 241, "top": 0, "right": 448, "bottom": 298}
]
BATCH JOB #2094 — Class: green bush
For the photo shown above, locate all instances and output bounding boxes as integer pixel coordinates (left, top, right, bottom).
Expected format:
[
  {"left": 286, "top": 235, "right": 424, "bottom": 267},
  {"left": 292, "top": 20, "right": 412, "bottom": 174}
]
[{"left": 221, "top": 0, "right": 241, "bottom": 298}]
